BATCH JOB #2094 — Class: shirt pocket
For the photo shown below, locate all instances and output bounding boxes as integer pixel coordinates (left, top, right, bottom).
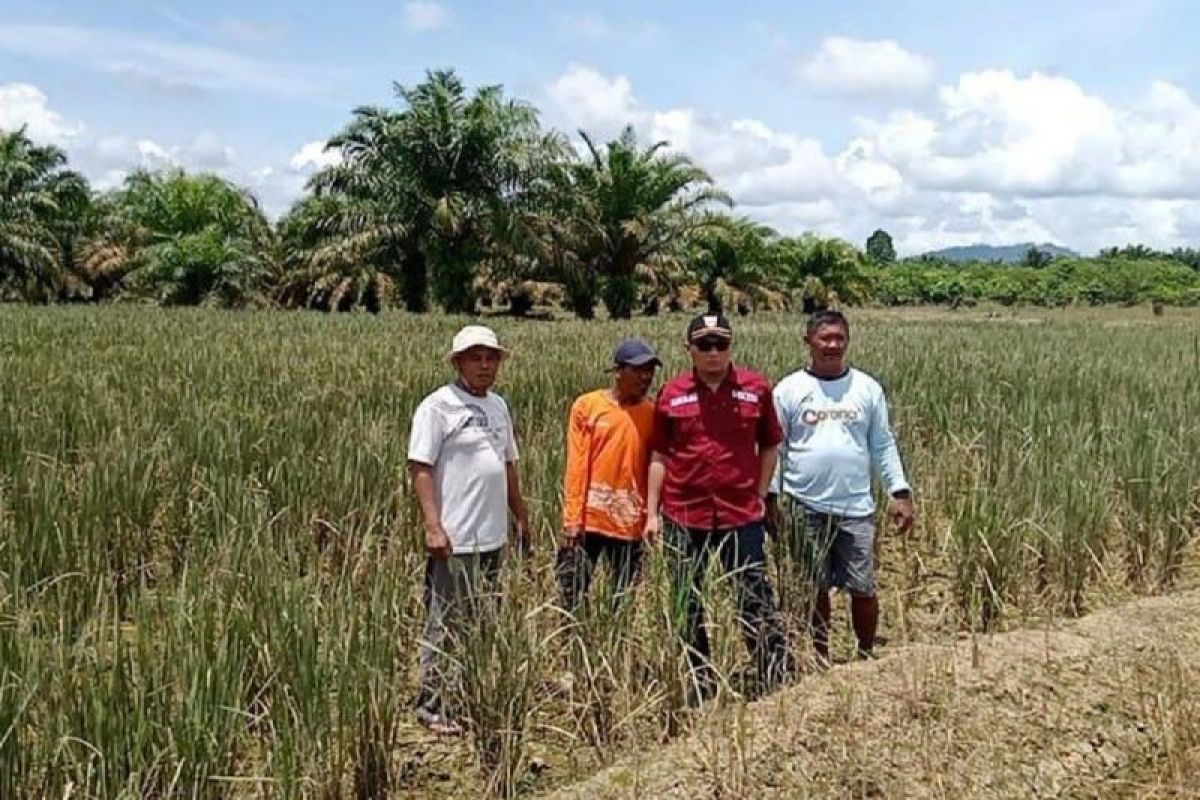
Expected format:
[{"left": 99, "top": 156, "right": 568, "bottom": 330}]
[
  {"left": 666, "top": 402, "right": 701, "bottom": 436},
  {"left": 737, "top": 400, "right": 761, "bottom": 421},
  {"left": 734, "top": 398, "right": 762, "bottom": 433}
]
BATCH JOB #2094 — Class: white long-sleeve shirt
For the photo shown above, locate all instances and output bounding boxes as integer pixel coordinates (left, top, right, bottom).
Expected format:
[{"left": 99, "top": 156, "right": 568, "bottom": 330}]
[{"left": 770, "top": 367, "right": 910, "bottom": 516}]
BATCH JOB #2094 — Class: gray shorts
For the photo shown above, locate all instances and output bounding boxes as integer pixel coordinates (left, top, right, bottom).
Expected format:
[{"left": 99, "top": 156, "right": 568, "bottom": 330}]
[{"left": 789, "top": 504, "right": 876, "bottom": 597}]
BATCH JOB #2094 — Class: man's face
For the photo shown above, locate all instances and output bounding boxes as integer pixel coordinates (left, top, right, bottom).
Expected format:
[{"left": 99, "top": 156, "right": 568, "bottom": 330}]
[
  {"left": 806, "top": 323, "right": 849, "bottom": 367},
  {"left": 687, "top": 335, "right": 733, "bottom": 374},
  {"left": 454, "top": 346, "right": 503, "bottom": 391},
  {"left": 614, "top": 363, "right": 657, "bottom": 399}
]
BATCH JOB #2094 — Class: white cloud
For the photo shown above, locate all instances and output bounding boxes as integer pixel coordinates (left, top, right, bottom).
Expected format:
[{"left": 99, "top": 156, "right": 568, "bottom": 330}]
[
  {"left": 846, "top": 70, "right": 1200, "bottom": 251},
  {"left": 289, "top": 140, "right": 342, "bottom": 172},
  {"left": 800, "top": 37, "right": 934, "bottom": 97},
  {"left": 0, "top": 24, "right": 332, "bottom": 96},
  {"left": 186, "top": 131, "right": 237, "bottom": 169},
  {"left": 544, "top": 64, "right": 639, "bottom": 139},
  {"left": 245, "top": 141, "right": 347, "bottom": 216},
  {"left": 403, "top": 2, "right": 451, "bottom": 32},
  {"left": 866, "top": 70, "right": 1200, "bottom": 201},
  {"left": 82, "top": 136, "right": 177, "bottom": 189},
  {"left": 541, "top": 65, "right": 851, "bottom": 225},
  {"left": 1, "top": 82, "right": 313, "bottom": 216},
  {"left": 543, "top": 65, "right": 801, "bottom": 193},
  {"left": 541, "top": 64, "right": 1200, "bottom": 254},
  {"left": 78, "top": 132, "right": 236, "bottom": 189},
  {"left": 1175, "top": 203, "right": 1200, "bottom": 240},
  {"left": 0, "top": 82, "right": 83, "bottom": 144},
  {"left": 9, "top": 64, "right": 1200, "bottom": 254}
]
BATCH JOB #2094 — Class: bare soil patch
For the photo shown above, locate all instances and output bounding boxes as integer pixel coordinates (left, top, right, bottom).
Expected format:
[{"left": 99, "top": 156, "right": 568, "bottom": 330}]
[{"left": 547, "top": 590, "right": 1200, "bottom": 799}]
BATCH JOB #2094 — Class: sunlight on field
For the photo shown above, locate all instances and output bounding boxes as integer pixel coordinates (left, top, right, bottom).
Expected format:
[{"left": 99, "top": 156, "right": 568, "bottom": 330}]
[{"left": 1, "top": 305, "right": 1198, "bottom": 797}]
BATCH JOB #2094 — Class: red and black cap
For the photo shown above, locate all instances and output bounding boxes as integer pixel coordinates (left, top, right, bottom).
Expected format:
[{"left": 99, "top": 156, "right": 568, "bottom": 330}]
[{"left": 686, "top": 312, "right": 733, "bottom": 342}]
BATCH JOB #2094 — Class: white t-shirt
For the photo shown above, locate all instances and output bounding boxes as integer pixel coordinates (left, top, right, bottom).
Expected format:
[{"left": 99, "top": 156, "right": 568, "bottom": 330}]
[{"left": 407, "top": 383, "right": 519, "bottom": 554}]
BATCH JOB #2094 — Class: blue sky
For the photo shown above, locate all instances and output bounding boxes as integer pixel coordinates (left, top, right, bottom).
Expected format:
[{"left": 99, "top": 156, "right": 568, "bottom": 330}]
[{"left": 3, "top": 0, "right": 1200, "bottom": 253}]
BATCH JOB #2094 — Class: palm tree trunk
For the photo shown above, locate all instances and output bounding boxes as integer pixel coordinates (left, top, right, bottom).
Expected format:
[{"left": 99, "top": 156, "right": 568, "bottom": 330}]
[
  {"left": 563, "top": 260, "right": 596, "bottom": 319},
  {"left": 429, "top": 239, "right": 478, "bottom": 314},
  {"left": 704, "top": 277, "right": 723, "bottom": 314},
  {"left": 599, "top": 274, "right": 633, "bottom": 319},
  {"left": 399, "top": 244, "right": 429, "bottom": 312}
]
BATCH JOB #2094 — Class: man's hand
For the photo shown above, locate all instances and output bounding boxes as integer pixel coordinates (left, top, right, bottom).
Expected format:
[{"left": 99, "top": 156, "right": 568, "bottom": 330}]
[
  {"left": 764, "top": 493, "right": 782, "bottom": 536},
  {"left": 642, "top": 512, "right": 662, "bottom": 542},
  {"left": 513, "top": 506, "right": 532, "bottom": 554},
  {"left": 888, "top": 495, "right": 916, "bottom": 535},
  {"left": 425, "top": 521, "right": 452, "bottom": 559}
]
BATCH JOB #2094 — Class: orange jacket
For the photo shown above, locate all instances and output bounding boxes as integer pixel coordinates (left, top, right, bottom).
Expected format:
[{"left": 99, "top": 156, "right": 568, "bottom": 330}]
[{"left": 561, "top": 390, "right": 655, "bottom": 540}]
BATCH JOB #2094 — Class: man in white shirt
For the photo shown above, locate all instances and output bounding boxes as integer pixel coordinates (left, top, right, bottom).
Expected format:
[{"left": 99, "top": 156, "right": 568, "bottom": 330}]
[
  {"left": 408, "top": 324, "right": 530, "bottom": 734},
  {"left": 767, "top": 310, "right": 915, "bottom": 663}
]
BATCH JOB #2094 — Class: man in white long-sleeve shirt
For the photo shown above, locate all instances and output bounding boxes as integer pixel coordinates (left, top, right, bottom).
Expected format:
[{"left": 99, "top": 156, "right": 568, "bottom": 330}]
[{"left": 767, "top": 310, "right": 915, "bottom": 662}]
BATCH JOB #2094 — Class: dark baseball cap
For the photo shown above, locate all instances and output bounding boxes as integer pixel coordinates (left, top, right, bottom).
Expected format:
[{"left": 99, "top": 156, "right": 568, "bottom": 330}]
[
  {"left": 686, "top": 312, "right": 733, "bottom": 342},
  {"left": 610, "top": 337, "right": 661, "bottom": 369}
]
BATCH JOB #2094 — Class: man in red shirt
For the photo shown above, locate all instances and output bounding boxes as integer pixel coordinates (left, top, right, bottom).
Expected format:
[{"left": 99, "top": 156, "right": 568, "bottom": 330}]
[{"left": 645, "top": 313, "right": 793, "bottom": 701}]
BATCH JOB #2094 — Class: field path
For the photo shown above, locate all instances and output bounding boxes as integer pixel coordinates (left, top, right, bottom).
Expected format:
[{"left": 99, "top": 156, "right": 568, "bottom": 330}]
[{"left": 545, "top": 591, "right": 1200, "bottom": 799}]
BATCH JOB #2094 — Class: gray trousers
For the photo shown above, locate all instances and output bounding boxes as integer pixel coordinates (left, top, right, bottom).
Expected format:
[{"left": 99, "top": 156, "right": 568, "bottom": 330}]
[
  {"left": 785, "top": 502, "right": 877, "bottom": 597},
  {"left": 416, "top": 550, "right": 502, "bottom": 716}
]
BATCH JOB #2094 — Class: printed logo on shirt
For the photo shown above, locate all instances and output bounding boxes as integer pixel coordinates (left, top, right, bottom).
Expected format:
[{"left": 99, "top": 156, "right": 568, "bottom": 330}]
[
  {"left": 462, "top": 403, "right": 490, "bottom": 429},
  {"left": 801, "top": 406, "right": 861, "bottom": 425},
  {"left": 669, "top": 393, "right": 699, "bottom": 407},
  {"left": 457, "top": 402, "right": 510, "bottom": 444},
  {"left": 732, "top": 389, "right": 758, "bottom": 404},
  {"left": 585, "top": 484, "right": 645, "bottom": 527}
]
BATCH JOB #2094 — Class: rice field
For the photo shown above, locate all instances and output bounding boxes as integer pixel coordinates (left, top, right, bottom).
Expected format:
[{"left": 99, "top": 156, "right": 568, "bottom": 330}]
[{"left": 1, "top": 305, "right": 1198, "bottom": 798}]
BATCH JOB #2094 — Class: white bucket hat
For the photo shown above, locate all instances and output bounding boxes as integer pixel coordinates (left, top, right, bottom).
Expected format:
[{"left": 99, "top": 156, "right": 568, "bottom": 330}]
[{"left": 446, "top": 325, "right": 510, "bottom": 363}]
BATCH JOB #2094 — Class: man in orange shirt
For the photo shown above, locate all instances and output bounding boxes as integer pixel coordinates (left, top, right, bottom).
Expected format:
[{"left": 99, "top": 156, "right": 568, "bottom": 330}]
[{"left": 558, "top": 338, "right": 660, "bottom": 609}]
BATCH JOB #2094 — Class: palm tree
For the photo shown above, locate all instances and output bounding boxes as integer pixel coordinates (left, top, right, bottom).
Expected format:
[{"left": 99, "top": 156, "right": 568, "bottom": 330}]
[
  {"left": 503, "top": 158, "right": 605, "bottom": 318},
  {"left": 865, "top": 228, "right": 896, "bottom": 265},
  {"left": 274, "top": 194, "right": 398, "bottom": 312},
  {"left": 1170, "top": 247, "right": 1200, "bottom": 271},
  {"left": 570, "top": 126, "right": 730, "bottom": 319},
  {"left": 779, "top": 234, "right": 872, "bottom": 311},
  {"left": 84, "top": 170, "right": 274, "bottom": 307},
  {"left": 0, "top": 128, "right": 90, "bottom": 302},
  {"left": 73, "top": 194, "right": 132, "bottom": 301},
  {"left": 308, "top": 105, "right": 427, "bottom": 311},
  {"left": 305, "top": 69, "right": 564, "bottom": 313},
  {"left": 1023, "top": 245, "right": 1055, "bottom": 269},
  {"left": 687, "top": 214, "right": 781, "bottom": 313},
  {"left": 1099, "top": 244, "right": 1160, "bottom": 261}
]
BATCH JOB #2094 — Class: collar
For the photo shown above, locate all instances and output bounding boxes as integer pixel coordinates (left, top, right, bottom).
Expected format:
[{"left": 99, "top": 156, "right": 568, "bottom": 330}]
[
  {"left": 689, "top": 365, "right": 739, "bottom": 392},
  {"left": 452, "top": 379, "right": 490, "bottom": 398},
  {"left": 804, "top": 365, "right": 850, "bottom": 381}
]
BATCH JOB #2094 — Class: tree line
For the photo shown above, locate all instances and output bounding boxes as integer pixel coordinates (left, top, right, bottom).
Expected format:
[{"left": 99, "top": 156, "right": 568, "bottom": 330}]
[{"left": 4, "top": 69, "right": 1199, "bottom": 315}]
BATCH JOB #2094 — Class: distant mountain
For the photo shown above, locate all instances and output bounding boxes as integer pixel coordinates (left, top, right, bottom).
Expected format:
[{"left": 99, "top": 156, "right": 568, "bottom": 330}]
[{"left": 919, "top": 243, "right": 1078, "bottom": 263}]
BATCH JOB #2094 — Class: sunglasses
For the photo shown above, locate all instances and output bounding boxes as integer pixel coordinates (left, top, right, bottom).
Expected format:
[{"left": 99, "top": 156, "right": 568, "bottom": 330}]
[{"left": 692, "top": 338, "right": 731, "bottom": 352}]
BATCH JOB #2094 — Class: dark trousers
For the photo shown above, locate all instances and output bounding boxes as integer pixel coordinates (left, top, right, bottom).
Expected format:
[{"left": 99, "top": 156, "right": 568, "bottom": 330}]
[
  {"left": 665, "top": 519, "right": 793, "bottom": 692},
  {"left": 556, "top": 532, "right": 644, "bottom": 610}
]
